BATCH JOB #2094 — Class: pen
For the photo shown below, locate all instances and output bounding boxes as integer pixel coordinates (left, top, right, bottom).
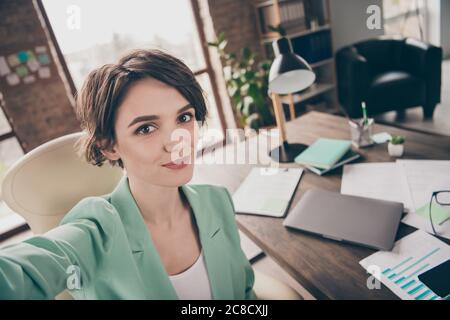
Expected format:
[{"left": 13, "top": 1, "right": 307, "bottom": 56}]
[{"left": 361, "top": 101, "right": 368, "bottom": 126}]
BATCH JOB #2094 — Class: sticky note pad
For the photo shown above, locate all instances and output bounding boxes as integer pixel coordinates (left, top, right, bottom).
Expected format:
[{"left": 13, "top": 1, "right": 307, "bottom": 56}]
[{"left": 416, "top": 202, "right": 450, "bottom": 225}]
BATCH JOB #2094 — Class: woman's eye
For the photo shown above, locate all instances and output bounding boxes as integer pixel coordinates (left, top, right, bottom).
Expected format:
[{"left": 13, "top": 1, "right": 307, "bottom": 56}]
[
  {"left": 136, "top": 124, "right": 156, "bottom": 135},
  {"left": 178, "top": 112, "right": 193, "bottom": 124}
]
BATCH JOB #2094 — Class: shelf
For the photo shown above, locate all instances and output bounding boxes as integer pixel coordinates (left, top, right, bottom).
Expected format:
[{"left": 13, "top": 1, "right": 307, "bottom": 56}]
[
  {"left": 255, "top": 0, "right": 298, "bottom": 9},
  {"left": 279, "top": 82, "right": 335, "bottom": 104},
  {"left": 310, "top": 58, "right": 334, "bottom": 69},
  {"left": 261, "top": 24, "right": 331, "bottom": 44}
]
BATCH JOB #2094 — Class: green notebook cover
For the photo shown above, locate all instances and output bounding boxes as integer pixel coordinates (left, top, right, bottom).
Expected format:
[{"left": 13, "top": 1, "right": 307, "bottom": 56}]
[{"left": 294, "top": 138, "right": 352, "bottom": 169}]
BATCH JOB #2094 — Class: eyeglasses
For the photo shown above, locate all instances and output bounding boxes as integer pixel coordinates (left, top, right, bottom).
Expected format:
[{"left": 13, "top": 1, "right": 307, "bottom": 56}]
[{"left": 429, "top": 190, "right": 450, "bottom": 235}]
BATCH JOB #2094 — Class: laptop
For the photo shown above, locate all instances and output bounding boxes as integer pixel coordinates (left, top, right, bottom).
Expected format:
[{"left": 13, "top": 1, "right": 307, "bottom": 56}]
[{"left": 283, "top": 189, "right": 404, "bottom": 251}]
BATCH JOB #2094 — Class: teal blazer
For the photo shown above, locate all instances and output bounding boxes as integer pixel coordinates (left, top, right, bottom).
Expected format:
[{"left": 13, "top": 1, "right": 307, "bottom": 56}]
[{"left": 0, "top": 175, "right": 256, "bottom": 299}]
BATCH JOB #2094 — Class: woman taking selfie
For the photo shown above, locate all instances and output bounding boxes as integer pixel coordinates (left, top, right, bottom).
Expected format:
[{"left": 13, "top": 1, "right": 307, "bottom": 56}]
[{"left": 0, "top": 49, "right": 256, "bottom": 300}]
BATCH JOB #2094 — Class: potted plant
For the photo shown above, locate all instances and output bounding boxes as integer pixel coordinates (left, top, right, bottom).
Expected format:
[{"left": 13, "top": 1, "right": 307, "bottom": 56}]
[
  {"left": 388, "top": 134, "right": 405, "bottom": 157},
  {"left": 208, "top": 32, "right": 275, "bottom": 131}
]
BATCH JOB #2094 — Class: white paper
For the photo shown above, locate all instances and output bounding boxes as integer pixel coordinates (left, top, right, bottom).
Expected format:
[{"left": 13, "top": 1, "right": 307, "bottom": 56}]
[
  {"left": 7, "top": 54, "right": 20, "bottom": 67},
  {"left": 23, "top": 75, "right": 36, "bottom": 84},
  {"left": 35, "top": 46, "right": 47, "bottom": 53},
  {"left": 232, "top": 167, "right": 303, "bottom": 217},
  {"left": 0, "top": 56, "right": 11, "bottom": 76},
  {"left": 341, "top": 163, "right": 412, "bottom": 211},
  {"left": 27, "top": 59, "right": 40, "bottom": 72},
  {"left": 38, "top": 67, "right": 51, "bottom": 79},
  {"left": 398, "top": 160, "right": 450, "bottom": 239},
  {"left": 360, "top": 230, "right": 450, "bottom": 300},
  {"left": 6, "top": 73, "right": 20, "bottom": 86}
]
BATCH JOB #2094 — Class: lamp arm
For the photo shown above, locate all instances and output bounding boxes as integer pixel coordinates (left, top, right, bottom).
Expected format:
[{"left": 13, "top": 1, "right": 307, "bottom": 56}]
[{"left": 271, "top": 93, "right": 287, "bottom": 143}]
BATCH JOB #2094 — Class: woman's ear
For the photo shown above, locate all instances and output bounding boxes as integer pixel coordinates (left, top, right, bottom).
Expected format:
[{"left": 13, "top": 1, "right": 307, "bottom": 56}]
[{"left": 98, "top": 141, "right": 121, "bottom": 161}]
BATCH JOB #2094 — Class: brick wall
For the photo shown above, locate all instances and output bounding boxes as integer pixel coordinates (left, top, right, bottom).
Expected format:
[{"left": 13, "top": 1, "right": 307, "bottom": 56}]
[
  {"left": 0, "top": 0, "right": 80, "bottom": 152},
  {"left": 207, "top": 0, "right": 264, "bottom": 60}
]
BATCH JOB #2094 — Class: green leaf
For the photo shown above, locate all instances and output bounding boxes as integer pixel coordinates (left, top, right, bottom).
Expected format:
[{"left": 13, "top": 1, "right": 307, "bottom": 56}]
[
  {"left": 244, "top": 70, "right": 255, "bottom": 81},
  {"left": 390, "top": 134, "right": 405, "bottom": 145},
  {"left": 234, "top": 102, "right": 242, "bottom": 115},
  {"left": 242, "top": 47, "right": 252, "bottom": 61},
  {"left": 218, "top": 32, "right": 225, "bottom": 43}
]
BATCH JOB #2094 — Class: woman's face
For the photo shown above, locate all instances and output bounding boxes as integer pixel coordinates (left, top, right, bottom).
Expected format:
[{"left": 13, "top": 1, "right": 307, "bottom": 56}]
[{"left": 103, "top": 77, "right": 200, "bottom": 187}]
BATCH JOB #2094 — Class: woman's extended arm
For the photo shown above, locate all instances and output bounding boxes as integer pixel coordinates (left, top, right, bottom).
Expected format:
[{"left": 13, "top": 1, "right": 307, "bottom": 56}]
[{"left": 0, "top": 197, "right": 118, "bottom": 299}]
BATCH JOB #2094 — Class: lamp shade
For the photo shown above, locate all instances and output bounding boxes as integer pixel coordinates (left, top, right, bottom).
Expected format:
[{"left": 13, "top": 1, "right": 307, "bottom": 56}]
[{"left": 268, "top": 37, "right": 316, "bottom": 95}]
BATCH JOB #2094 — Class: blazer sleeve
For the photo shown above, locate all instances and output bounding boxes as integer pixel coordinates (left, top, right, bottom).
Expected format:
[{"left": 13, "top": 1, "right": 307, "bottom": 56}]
[
  {"left": 219, "top": 186, "right": 257, "bottom": 300},
  {"left": 0, "top": 197, "right": 119, "bottom": 299}
]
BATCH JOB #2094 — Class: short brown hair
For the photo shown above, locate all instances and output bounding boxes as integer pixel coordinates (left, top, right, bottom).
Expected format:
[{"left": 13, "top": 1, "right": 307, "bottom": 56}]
[{"left": 75, "top": 49, "right": 208, "bottom": 168}]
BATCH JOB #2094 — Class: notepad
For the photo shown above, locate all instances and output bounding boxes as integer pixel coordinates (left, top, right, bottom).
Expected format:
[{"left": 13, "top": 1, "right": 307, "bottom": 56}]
[
  {"left": 305, "top": 149, "right": 361, "bottom": 176},
  {"left": 294, "top": 138, "right": 352, "bottom": 169},
  {"left": 232, "top": 167, "right": 304, "bottom": 217}
]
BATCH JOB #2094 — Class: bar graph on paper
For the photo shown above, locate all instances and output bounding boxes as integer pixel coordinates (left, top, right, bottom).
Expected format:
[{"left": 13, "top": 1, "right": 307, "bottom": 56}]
[{"left": 360, "top": 230, "right": 450, "bottom": 300}]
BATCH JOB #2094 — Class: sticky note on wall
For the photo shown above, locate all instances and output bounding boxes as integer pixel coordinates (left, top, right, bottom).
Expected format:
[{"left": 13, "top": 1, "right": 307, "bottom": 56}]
[
  {"left": 7, "top": 54, "right": 20, "bottom": 67},
  {"left": 38, "top": 53, "right": 50, "bottom": 65},
  {"left": 27, "top": 50, "right": 36, "bottom": 61},
  {"left": 17, "top": 51, "right": 29, "bottom": 63},
  {"left": 6, "top": 73, "right": 20, "bottom": 86},
  {"left": 0, "top": 57, "right": 11, "bottom": 76},
  {"left": 15, "top": 65, "right": 29, "bottom": 78},
  {"left": 38, "top": 67, "right": 51, "bottom": 79},
  {"left": 27, "top": 59, "right": 40, "bottom": 72},
  {"left": 23, "top": 75, "right": 36, "bottom": 84},
  {"left": 35, "top": 46, "right": 47, "bottom": 53}
]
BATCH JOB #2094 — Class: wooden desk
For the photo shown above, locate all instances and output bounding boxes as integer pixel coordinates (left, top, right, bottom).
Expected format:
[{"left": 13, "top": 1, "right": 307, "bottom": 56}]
[{"left": 191, "top": 111, "right": 450, "bottom": 300}]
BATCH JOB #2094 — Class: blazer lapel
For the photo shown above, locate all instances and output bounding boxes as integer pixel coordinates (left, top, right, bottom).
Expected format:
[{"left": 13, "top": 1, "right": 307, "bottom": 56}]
[
  {"left": 181, "top": 185, "right": 235, "bottom": 299},
  {"left": 109, "top": 175, "right": 178, "bottom": 299},
  {"left": 108, "top": 176, "right": 235, "bottom": 299}
]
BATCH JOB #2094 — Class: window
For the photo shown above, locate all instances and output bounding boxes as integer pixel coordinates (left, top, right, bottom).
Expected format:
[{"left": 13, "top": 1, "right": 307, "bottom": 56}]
[
  {"left": 383, "top": 0, "right": 426, "bottom": 40},
  {"left": 41, "top": 0, "right": 225, "bottom": 147}
]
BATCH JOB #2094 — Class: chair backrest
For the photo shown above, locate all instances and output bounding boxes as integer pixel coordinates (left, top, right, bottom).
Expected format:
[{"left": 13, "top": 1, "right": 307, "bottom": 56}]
[
  {"left": 353, "top": 36, "right": 405, "bottom": 74},
  {"left": 1, "top": 132, "right": 124, "bottom": 234}
]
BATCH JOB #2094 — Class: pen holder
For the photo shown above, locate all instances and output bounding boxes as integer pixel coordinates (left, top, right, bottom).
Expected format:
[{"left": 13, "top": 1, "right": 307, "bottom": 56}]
[{"left": 349, "top": 118, "right": 374, "bottom": 148}]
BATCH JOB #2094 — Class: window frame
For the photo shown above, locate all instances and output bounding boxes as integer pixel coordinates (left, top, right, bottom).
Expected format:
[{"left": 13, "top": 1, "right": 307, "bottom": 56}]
[
  {"left": 0, "top": 0, "right": 231, "bottom": 241},
  {"left": 383, "top": 0, "right": 426, "bottom": 40}
]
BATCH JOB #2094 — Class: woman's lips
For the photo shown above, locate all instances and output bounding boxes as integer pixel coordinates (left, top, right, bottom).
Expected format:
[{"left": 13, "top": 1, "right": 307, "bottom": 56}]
[{"left": 162, "top": 157, "right": 190, "bottom": 170}]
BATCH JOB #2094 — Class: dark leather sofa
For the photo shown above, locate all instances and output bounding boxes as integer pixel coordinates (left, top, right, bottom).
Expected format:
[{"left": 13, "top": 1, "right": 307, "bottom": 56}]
[{"left": 336, "top": 37, "right": 442, "bottom": 119}]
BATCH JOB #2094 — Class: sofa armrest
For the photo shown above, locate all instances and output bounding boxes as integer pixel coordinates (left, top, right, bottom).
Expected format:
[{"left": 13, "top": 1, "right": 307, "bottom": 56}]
[
  {"left": 402, "top": 38, "right": 442, "bottom": 105},
  {"left": 336, "top": 47, "right": 370, "bottom": 118}
]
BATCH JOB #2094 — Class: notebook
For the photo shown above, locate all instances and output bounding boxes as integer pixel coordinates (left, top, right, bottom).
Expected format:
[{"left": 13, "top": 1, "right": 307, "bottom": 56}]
[
  {"left": 294, "top": 138, "right": 352, "bottom": 169},
  {"left": 232, "top": 167, "right": 304, "bottom": 217},
  {"left": 306, "top": 150, "right": 361, "bottom": 176}
]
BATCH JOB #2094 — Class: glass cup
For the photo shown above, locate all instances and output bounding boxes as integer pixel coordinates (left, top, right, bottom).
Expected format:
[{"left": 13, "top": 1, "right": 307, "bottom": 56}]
[{"left": 349, "top": 118, "right": 374, "bottom": 148}]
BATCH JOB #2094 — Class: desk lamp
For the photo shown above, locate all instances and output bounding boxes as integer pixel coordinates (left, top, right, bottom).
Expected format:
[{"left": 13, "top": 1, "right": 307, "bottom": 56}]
[{"left": 268, "top": 37, "right": 316, "bottom": 163}]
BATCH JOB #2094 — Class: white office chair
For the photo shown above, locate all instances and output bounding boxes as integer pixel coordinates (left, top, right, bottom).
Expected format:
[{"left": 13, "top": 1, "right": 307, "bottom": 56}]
[{"left": 1, "top": 132, "right": 300, "bottom": 300}]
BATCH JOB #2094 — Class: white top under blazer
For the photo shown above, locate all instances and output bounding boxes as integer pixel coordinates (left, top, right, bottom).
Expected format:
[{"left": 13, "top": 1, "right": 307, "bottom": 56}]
[{"left": 169, "top": 250, "right": 213, "bottom": 300}]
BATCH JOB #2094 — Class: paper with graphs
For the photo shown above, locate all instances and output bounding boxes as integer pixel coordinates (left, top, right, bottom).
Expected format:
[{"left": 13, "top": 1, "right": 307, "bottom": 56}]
[{"left": 360, "top": 230, "right": 450, "bottom": 300}]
